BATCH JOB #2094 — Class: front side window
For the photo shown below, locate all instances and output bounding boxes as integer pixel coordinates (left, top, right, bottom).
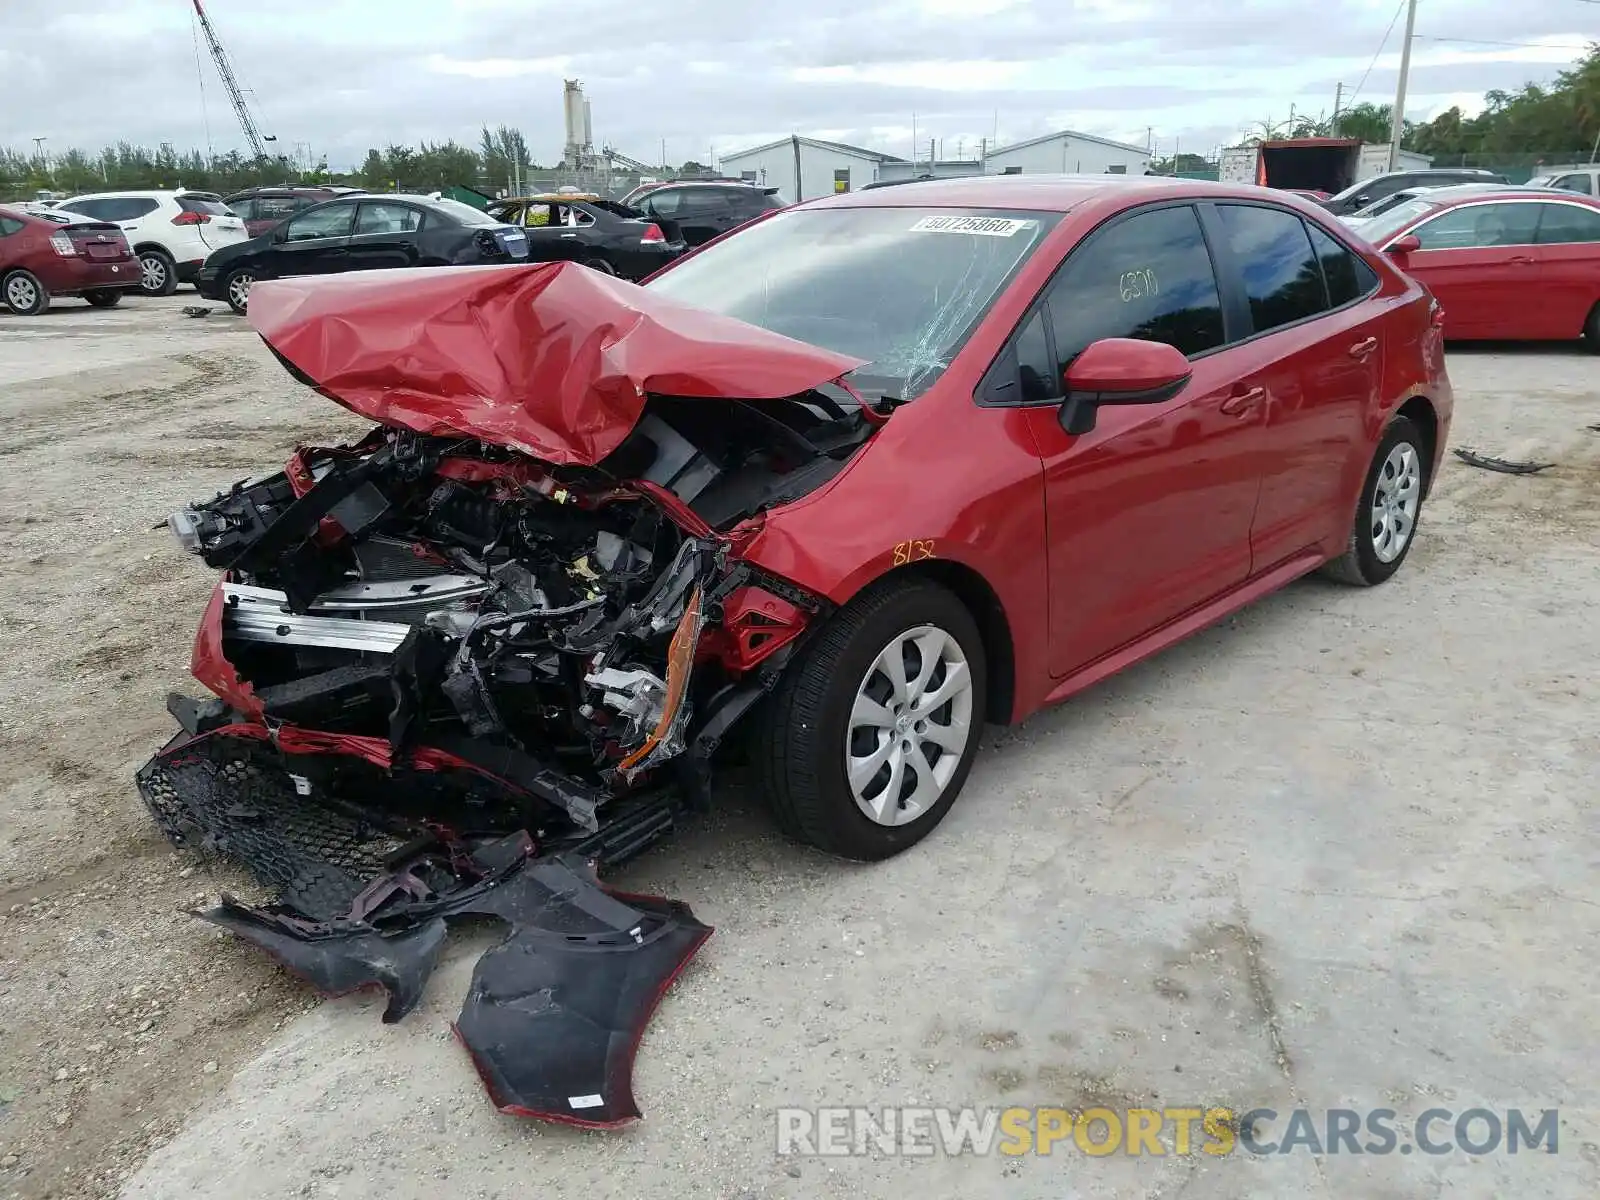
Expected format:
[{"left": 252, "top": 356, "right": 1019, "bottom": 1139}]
[
  {"left": 229, "top": 198, "right": 258, "bottom": 221},
  {"left": 1534, "top": 202, "right": 1600, "bottom": 244},
  {"left": 1412, "top": 202, "right": 1540, "bottom": 249},
  {"left": 1046, "top": 204, "right": 1224, "bottom": 363},
  {"left": 0, "top": 216, "right": 23, "bottom": 236},
  {"left": 1552, "top": 174, "right": 1595, "bottom": 196},
  {"left": 354, "top": 202, "right": 423, "bottom": 235},
  {"left": 284, "top": 203, "right": 356, "bottom": 241},
  {"left": 1217, "top": 204, "right": 1328, "bottom": 333},
  {"left": 643, "top": 189, "right": 683, "bottom": 216},
  {"left": 646, "top": 206, "right": 1061, "bottom": 402}
]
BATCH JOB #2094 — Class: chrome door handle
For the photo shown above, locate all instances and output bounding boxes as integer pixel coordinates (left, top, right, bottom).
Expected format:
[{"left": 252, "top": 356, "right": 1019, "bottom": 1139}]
[
  {"left": 1220, "top": 386, "right": 1266, "bottom": 416},
  {"left": 1349, "top": 336, "right": 1379, "bottom": 359}
]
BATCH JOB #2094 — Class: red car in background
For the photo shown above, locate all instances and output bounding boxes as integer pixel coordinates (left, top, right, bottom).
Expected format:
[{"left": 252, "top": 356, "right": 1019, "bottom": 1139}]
[
  {"left": 1353, "top": 185, "right": 1600, "bottom": 349},
  {"left": 0, "top": 204, "right": 140, "bottom": 314}
]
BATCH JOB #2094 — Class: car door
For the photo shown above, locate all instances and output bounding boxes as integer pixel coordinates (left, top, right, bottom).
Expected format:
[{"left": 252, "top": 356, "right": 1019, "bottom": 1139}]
[
  {"left": 1004, "top": 203, "right": 1267, "bottom": 677},
  {"left": 1531, "top": 200, "right": 1600, "bottom": 337},
  {"left": 1399, "top": 200, "right": 1543, "bottom": 337},
  {"left": 269, "top": 201, "right": 357, "bottom": 277},
  {"left": 1208, "top": 203, "right": 1386, "bottom": 568},
  {"left": 346, "top": 201, "right": 424, "bottom": 271},
  {"left": 519, "top": 202, "right": 587, "bottom": 264}
]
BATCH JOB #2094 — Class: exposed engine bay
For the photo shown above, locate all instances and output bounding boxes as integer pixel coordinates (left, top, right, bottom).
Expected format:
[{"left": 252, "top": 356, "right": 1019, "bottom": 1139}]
[{"left": 136, "top": 383, "right": 879, "bottom": 1124}]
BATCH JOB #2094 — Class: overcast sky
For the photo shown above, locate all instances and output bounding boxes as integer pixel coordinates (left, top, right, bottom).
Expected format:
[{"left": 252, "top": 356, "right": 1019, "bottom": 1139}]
[{"left": 2, "top": 0, "right": 1593, "bottom": 170}]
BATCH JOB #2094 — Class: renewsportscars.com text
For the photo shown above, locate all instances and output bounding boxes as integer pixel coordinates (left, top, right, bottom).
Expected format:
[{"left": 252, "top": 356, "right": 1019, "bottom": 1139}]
[{"left": 775, "top": 1106, "right": 1560, "bottom": 1158}]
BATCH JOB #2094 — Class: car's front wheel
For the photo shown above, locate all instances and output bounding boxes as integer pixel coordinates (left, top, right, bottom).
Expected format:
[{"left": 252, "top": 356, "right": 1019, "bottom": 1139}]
[
  {"left": 755, "top": 578, "right": 987, "bottom": 861},
  {"left": 1321, "top": 415, "right": 1428, "bottom": 586},
  {"left": 82, "top": 289, "right": 123, "bottom": 309},
  {"left": 138, "top": 249, "right": 178, "bottom": 297},
  {"left": 2, "top": 269, "right": 49, "bottom": 316},
  {"left": 223, "top": 268, "right": 255, "bottom": 315}
]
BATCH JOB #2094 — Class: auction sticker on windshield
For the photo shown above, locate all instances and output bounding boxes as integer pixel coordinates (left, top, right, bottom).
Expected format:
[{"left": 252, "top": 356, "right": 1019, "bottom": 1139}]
[{"left": 909, "top": 215, "right": 1037, "bottom": 237}]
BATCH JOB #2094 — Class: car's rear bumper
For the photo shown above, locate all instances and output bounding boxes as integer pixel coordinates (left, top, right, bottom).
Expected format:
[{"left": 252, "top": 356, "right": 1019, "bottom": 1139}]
[
  {"left": 613, "top": 243, "right": 687, "bottom": 281},
  {"left": 35, "top": 255, "right": 141, "bottom": 294}
]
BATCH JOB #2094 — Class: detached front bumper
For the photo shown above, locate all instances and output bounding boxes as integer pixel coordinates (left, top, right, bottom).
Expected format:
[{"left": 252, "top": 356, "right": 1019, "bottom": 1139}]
[{"left": 137, "top": 723, "right": 710, "bottom": 1126}]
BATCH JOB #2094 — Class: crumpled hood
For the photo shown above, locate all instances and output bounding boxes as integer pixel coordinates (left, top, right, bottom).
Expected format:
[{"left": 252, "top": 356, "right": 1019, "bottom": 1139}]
[{"left": 247, "top": 261, "right": 867, "bottom": 465}]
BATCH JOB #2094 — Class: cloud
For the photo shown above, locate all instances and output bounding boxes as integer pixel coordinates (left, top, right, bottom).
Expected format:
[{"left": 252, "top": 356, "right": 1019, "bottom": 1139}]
[{"left": 0, "top": 0, "right": 1589, "bottom": 170}]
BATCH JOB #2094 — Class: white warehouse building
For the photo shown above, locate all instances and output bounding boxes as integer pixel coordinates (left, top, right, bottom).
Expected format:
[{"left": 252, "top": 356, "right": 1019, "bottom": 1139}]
[
  {"left": 982, "top": 129, "right": 1153, "bottom": 176},
  {"left": 716, "top": 136, "right": 908, "bottom": 204}
]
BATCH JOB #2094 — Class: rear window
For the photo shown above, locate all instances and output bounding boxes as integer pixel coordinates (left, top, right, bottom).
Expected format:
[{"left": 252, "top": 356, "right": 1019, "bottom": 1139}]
[
  {"left": 429, "top": 198, "right": 497, "bottom": 226},
  {"left": 1356, "top": 198, "right": 1441, "bottom": 245},
  {"left": 178, "top": 196, "right": 232, "bottom": 216}
]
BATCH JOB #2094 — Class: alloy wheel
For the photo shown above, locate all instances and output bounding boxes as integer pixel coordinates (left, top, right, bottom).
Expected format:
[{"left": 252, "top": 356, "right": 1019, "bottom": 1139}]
[
  {"left": 228, "top": 272, "right": 254, "bottom": 311},
  {"left": 141, "top": 255, "right": 167, "bottom": 292},
  {"left": 1370, "top": 441, "right": 1421, "bottom": 563},
  {"left": 5, "top": 275, "right": 38, "bottom": 311},
  {"left": 846, "top": 624, "right": 975, "bottom": 827}
]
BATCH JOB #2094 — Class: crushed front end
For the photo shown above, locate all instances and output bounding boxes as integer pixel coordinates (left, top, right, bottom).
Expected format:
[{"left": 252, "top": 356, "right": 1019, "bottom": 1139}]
[{"left": 135, "top": 263, "right": 886, "bottom": 1122}]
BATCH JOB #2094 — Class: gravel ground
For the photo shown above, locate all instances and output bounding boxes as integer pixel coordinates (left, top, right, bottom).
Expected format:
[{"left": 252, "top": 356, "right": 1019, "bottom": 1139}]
[{"left": 0, "top": 296, "right": 1595, "bottom": 1200}]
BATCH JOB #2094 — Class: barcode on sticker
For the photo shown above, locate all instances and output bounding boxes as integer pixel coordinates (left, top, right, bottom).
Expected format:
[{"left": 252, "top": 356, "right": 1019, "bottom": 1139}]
[
  {"left": 909, "top": 215, "right": 1035, "bottom": 237},
  {"left": 568, "top": 1094, "right": 604, "bottom": 1109}
]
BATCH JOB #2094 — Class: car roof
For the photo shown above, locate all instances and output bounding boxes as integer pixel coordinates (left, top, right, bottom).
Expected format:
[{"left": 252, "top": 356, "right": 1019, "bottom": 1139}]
[
  {"left": 61, "top": 190, "right": 218, "bottom": 201},
  {"left": 807, "top": 173, "right": 1296, "bottom": 213},
  {"left": 497, "top": 193, "right": 602, "bottom": 203},
  {"left": 1417, "top": 186, "right": 1600, "bottom": 208}
]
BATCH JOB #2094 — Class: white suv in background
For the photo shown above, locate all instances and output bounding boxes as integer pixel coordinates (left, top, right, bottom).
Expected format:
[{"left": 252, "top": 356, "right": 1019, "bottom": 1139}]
[{"left": 53, "top": 190, "right": 249, "bottom": 296}]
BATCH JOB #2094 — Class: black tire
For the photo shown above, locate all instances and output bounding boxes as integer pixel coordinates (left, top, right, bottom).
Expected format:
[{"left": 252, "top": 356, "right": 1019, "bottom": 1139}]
[
  {"left": 222, "top": 267, "right": 255, "bottom": 315},
  {"left": 2, "top": 270, "right": 50, "bottom": 315},
  {"left": 137, "top": 248, "right": 178, "bottom": 297},
  {"left": 581, "top": 256, "right": 617, "bottom": 275},
  {"left": 1321, "top": 415, "right": 1428, "bottom": 586},
  {"left": 754, "top": 578, "right": 987, "bottom": 861},
  {"left": 1583, "top": 302, "right": 1600, "bottom": 354},
  {"left": 83, "top": 289, "right": 123, "bottom": 309}
]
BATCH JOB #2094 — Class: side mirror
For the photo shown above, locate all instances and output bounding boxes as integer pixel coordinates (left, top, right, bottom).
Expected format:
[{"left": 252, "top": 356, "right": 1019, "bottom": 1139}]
[
  {"left": 1352, "top": 194, "right": 1370, "bottom": 207},
  {"left": 1386, "top": 234, "right": 1421, "bottom": 259},
  {"left": 1058, "top": 338, "right": 1192, "bottom": 435}
]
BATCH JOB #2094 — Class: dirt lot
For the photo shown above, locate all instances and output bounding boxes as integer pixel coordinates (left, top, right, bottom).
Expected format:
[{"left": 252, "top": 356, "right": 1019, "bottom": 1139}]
[{"left": 0, "top": 296, "right": 1596, "bottom": 1200}]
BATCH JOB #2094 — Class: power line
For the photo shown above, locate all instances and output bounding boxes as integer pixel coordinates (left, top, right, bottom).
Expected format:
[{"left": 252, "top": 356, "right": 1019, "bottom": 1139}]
[
  {"left": 1413, "top": 34, "right": 1593, "bottom": 50},
  {"left": 1348, "top": 0, "right": 1408, "bottom": 106}
]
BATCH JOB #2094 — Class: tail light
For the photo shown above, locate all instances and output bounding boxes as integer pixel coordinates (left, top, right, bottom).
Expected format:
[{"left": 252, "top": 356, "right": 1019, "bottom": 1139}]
[
  {"left": 639, "top": 223, "right": 665, "bottom": 244},
  {"left": 171, "top": 211, "right": 211, "bottom": 226},
  {"left": 50, "top": 234, "right": 76, "bottom": 256}
]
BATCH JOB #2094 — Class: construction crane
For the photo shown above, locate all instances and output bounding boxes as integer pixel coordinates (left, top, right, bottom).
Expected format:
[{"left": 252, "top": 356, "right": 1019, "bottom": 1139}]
[{"left": 190, "top": 0, "right": 275, "bottom": 161}]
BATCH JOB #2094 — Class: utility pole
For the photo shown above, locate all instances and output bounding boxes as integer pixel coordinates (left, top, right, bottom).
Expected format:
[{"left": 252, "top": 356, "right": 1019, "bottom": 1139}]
[
  {"left": 1388, "top": 0, "right": 1419, "bottom": 170},
  {"left": 1332, "top": 82, "right": 1345, "bottom": 135}
]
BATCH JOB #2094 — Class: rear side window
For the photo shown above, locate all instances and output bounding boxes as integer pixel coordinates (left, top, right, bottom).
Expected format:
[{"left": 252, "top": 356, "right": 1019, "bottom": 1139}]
[
  {"left": 178, "top": 196, "right": 231, "bottom": 216},
  {"left": 1217, "top": 204, "right": 1328, "bottom": 332},
  {"left": 1534, "top": 203, "right": 1600, "bottom": 244},
  {"left": 354, "top": 202, "right": 423, "bottom": 235},
  {"left": 109, "top": 198, "right": 159, "bottom": 221},
  {"left": 1047, "top": 205, "right": 1225, "bottom": 361},
  {"left": 1551, "top": 174, "right": 1595, "bottom": 196},
  {"left": 1306, "top": 223, "right": 1379, "bottom": 307}
]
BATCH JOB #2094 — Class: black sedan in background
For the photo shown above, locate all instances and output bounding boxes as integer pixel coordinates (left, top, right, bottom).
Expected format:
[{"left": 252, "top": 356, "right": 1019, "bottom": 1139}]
[
  {"left": 198, "top": 194, "right": 530, "bottom": 313},
  {"left": 485, "top": 194, "right": 687, "bottom": 279}
]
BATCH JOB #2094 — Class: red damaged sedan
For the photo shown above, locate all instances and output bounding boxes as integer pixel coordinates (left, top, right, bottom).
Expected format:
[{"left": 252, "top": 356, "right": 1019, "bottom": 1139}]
[
  {"left": 1355, "top": 184, "right": 1600, "bottom": 348},
  {"left": 138, "top": 176, "right": 1451, "bottom": 1125},
  {"left": 0, "top": 204, "right": 139, "bottom": 314}
]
